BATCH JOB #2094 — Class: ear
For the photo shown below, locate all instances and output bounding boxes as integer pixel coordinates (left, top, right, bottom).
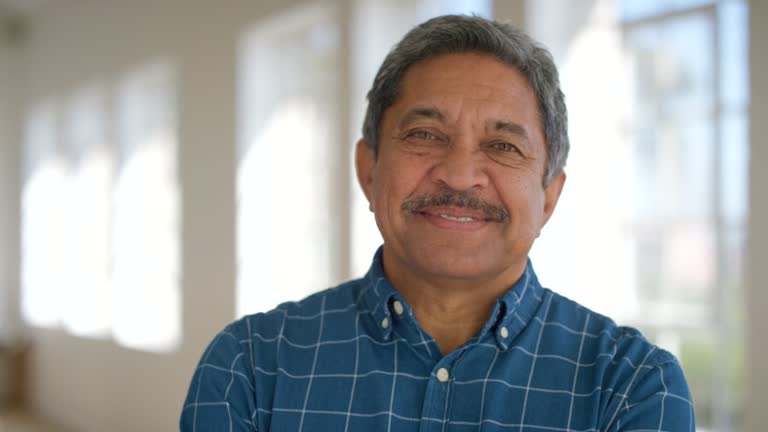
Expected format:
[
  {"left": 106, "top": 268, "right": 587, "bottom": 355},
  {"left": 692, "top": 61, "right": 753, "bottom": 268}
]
[
  {"left": 355, "top": 139, "right": 376, "bottom": 210},
  {"left": 541, "top": 171, "right": 566, "bottom": 227}
]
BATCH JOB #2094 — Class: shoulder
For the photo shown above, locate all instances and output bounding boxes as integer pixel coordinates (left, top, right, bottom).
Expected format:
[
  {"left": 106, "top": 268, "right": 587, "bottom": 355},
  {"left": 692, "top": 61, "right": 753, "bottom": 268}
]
[
  {"left": 541, "top": 288, "right": 674, "bottom": 364},
  {"left": 238, "top": 277, "right": 365, "bottom": 340},
  {"left": 215, "top": 277, "right": 367, "bottom": 371},
  {"left": 540, "top": 289, "right": 694, "bottom": 430},
  {"left": 180, "top": 278, "right": 366, "bottom": 430},
  {"left": 227, "top": 279, "right": 366, "bottom": 387},
  {"left": 180, "top": 313, "right": 259, "bottom": 429}
]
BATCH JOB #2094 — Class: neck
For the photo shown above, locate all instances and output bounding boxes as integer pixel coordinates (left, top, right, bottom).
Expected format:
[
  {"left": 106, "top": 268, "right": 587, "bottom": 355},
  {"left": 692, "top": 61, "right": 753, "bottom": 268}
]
[{"left": 381, "top": 248, "right": 525, "bottom": 355}]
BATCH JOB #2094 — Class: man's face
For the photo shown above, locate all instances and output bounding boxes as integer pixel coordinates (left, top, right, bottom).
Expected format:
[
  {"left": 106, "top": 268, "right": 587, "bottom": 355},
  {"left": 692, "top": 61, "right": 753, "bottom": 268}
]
[{"left": 356, "top": 53, "right": 565, "bottom": 285}]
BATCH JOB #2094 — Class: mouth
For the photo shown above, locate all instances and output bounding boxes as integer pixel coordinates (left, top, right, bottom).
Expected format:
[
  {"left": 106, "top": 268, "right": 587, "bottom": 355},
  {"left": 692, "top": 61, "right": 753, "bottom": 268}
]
[
  {"left": 416, "top": 207, "right": 493, "bottom": 231},
  {"left": 437, "top": 214, "right": 478, "bottom": 222},
  {"left": 419, "top": 207, "right": 492, "bottom": 223}
]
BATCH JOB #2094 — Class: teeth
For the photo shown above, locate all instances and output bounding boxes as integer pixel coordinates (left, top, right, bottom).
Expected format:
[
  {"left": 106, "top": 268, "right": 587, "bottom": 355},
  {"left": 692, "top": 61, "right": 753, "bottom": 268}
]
[{"left": 438, "top": 214, "right": 476, "bottom": 222}]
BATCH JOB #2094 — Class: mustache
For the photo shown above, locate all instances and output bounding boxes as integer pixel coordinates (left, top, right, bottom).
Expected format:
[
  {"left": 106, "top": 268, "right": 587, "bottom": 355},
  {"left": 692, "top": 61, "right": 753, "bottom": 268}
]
[{"left": 401, "top": 189, "right": 510, "bottom": 223}]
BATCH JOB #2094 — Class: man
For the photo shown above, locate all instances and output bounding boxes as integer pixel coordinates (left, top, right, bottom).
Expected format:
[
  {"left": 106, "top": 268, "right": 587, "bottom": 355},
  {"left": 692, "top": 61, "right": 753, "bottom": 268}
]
[{"left": 181, "top": 15, "right": 694, "bottom": 431}]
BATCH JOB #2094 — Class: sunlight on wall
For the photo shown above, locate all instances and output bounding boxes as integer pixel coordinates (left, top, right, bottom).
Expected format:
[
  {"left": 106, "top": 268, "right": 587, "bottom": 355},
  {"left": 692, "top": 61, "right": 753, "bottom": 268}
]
[
  {"left": 112, "top": 62, "right": 180, "bottom": 352},
  {"left": 236, "top": 4, "right": 339, "bottom": 316},
  {"left": 21, "top": 103, "right": 66, "bottom": 328},
  {"left": 20, "top": 61, "right": 181, "bottom": 353},
  {"left": 238, "top": 100, "right": 332, "bottom": 315},
  {"left": 60, "top": 85, "right": 112, "bottom": 338}
]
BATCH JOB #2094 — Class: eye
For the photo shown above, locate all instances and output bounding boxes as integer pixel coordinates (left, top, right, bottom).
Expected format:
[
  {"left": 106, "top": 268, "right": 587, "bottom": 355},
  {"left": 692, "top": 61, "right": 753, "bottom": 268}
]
[
  {"left": 492, "top": 142, "right": 518, "bottom": 153},
  {"left": 396, "top": 128, "right": 446, "bottom": 156},
  {"left": 408, "top": 130, "right": 439, "bottom": 140},
  {"left": 485, "top": 141, "right": 528, "bottom": 167},
  {"left": 399, "top": 129, "right": 446, "bottom": 148}
]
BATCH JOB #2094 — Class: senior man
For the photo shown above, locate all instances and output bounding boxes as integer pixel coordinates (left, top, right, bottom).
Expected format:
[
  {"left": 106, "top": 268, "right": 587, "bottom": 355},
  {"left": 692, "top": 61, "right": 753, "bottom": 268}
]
[{"left": 181, "top": 15, "right": 694, "bottom": 431}]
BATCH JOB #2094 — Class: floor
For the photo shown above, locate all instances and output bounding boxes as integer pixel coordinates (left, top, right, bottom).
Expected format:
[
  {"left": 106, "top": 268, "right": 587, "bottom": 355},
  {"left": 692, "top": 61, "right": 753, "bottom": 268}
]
[{"left": 0, "top": 410, "right": 60, "bottom": 432}]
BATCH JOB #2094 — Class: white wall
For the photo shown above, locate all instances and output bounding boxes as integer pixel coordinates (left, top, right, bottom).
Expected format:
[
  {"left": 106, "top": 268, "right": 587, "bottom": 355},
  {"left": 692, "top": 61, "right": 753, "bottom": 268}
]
[
  {"left": 0, "top": 13, "right": 22, "bottom": 346},
  {"left": 747, "top": 1, "right": 768, "bottom": 430},
  {"left": 0, "top": 17, "right": 10, "bottom": 342},
  {"left": 1, "top": 1, "right": 309, "bottom": 430}
]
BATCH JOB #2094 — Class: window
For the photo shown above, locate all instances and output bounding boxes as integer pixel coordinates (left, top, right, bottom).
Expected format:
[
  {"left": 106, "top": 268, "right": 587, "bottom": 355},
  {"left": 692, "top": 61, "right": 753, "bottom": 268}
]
[
  {"left": 60, "top": 85, "right": 112, "bottom": 337},
  {"left": 20, "top": 61, "right": 181, "bottom": 353},
  {"left": 237, "top": 4, "right": 342, "bottom": 316},
  {"left": 621, "top": 2, "right": 748, "bottom": 429},
  {"left": 525, "top": 0, "right": 748, "bottom": 430},
  {"left": 21, "top": 101, "right": 65, "bottom": 328},
  {"left": 112, "top": 62, "right": 181, "bottom": 352}
]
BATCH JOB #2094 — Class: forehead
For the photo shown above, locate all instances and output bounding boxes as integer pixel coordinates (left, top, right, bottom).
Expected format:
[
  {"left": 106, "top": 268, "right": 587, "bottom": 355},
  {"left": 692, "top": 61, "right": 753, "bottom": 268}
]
[
  {"left": 389, "top": 53, "right": 543, "bottom": 134},
  {"left": 403, "top": 52, "right": 529, "bottom": 87}
]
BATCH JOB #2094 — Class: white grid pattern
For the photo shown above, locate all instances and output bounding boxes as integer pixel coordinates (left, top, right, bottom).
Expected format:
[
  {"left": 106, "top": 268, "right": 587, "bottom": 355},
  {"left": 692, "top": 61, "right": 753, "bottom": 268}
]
[{"left": 181, "top": 251, "right": 694, "bottom": 431}]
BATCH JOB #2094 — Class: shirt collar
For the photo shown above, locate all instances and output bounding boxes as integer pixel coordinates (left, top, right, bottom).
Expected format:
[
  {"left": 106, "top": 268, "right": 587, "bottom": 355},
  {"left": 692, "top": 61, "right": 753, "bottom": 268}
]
[
  {"left": 361, "top": 246, "right": 544, "bottom": 350},
  {"left": 486, "top": 261, "right": 544, "bottom": 350},
  {"left": 360, "top": 247, "right": 400, "bottom": 341}
]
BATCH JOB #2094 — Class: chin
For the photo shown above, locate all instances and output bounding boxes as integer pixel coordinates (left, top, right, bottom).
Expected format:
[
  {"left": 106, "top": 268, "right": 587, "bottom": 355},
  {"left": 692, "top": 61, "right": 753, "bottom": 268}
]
[{"left": 409, "top": 246, "right": 503, "bottom": 280}]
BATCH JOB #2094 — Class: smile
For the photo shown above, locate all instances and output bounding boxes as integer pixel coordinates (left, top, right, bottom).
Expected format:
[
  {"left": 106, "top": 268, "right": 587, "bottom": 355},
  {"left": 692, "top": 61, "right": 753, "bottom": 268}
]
[
  {"left": 415, "top": 208, "right": 491, "bottom": 232},
  {"left": 438, "top": 214, "right": 477, "bottom": 222}
]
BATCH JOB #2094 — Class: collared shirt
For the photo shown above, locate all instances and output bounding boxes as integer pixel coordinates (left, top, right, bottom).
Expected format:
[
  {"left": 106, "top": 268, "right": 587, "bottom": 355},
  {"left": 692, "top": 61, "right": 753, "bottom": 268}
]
[{"left": 181, "top": 249, "right": 695, "bottom": 431}]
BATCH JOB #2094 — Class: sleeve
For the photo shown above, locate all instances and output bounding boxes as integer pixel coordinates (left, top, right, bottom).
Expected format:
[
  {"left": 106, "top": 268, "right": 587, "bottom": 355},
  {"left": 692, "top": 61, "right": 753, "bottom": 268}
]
[
  {"left": 605, "top": 359, "right": 696, "bottom": 432},
  {"left": 180, "top": 320, "right": 258, "bottom": 431}
]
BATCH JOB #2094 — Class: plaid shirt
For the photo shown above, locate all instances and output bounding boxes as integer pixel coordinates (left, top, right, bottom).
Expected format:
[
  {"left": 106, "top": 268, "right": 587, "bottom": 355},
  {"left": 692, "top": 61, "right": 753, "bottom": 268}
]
[{"left": 181, "top": 249, "right": 695, "bottom": 431}]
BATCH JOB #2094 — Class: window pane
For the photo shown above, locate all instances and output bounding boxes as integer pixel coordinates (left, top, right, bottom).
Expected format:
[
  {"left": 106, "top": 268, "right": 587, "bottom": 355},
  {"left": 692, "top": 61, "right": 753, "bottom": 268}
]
[
  {"left": 60, "top": 85, "right": 113, "bottom": 337},
  {"left": 112, "top": 61, "right": 181, "bottom": 352},
  {"left": 629, "top": 121, "right": 716, "bottom": 221},
  {"left": 237, "top": 5, "right": 340, "bottom": 316},
  {"left": 621, "top": 0, "right": 713, "bottom": 21},
  {"left": 632, "top": 222, "right": 716, "bottom": 303},
  {"left": 626, "top": 13, "right": 715, "bottom": 123},
  {"left": 21, "top": 102, "right": 66, "bottom": 328},
  {"left": 720, "top": 112, "right": 749, "bottom": 226},
  {"left": 719, "top": 1, "right": 749, "bottom": 108}
]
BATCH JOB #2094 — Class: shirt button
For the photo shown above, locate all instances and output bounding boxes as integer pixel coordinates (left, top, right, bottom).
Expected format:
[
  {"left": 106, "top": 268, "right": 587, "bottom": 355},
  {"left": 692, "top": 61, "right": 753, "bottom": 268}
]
[
  {"left": 436, "top": 368, "right": 450, "bottom": 382},
  {"left": 500, "top": 326, "right": 509, "bottom": 338},
  {"left": 381, "top": 317, "right": 389, "bottom": 329},
  {"left": 393, "top": 300, "right": 404, "bottom": 315}
]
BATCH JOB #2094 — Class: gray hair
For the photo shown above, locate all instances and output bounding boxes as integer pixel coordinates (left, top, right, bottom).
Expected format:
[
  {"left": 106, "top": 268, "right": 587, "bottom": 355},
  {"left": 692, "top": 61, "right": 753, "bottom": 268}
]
[{"left": 362, "top": 15, "right": 569, "bottom": 185}]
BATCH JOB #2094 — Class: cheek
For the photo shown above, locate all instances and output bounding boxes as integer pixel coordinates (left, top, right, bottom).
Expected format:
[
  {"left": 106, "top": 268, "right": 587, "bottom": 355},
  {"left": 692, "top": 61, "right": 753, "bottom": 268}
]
[
  {"left": 523, "top": 189, "right": 547, "bottom": 230},
  {"left": 369, "top": 167, "right": 407, "bottom": 216},
  {"left": 500, "top": 177, "right": 546, "bottom": 226},
  {"left": 375, "top": 157, "right": 431, "bottom": 200}
]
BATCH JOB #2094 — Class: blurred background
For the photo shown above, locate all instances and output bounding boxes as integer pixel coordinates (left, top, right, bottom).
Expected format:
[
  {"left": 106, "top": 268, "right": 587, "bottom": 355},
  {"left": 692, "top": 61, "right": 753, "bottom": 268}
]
[{"left": 0, "top": 0, "right": 765, "bottom": 430}]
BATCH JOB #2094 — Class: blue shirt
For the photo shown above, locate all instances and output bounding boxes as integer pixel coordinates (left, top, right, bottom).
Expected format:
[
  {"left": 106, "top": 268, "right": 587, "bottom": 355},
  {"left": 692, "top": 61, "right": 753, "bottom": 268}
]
[{"left": 181, "top": 249, "right": 695, "bottom": 431}]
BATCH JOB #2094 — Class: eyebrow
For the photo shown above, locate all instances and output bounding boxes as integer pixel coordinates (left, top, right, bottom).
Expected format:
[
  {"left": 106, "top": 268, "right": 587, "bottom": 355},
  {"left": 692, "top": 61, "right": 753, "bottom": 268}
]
[
  {"left": 397, "top": 106, "right": 446, "bottom": 129},
  {"left": 397, "top": 107, "right": 530, "bottom": 140},
  {"left": 491, "top": 120, "right": 529, "bottom": 139}
]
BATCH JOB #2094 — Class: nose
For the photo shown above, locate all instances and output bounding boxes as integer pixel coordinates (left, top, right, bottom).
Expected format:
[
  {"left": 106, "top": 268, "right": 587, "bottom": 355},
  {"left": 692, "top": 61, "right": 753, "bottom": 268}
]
[{"left": 427, "top": 139, "right": 489, "bottom": 192}]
